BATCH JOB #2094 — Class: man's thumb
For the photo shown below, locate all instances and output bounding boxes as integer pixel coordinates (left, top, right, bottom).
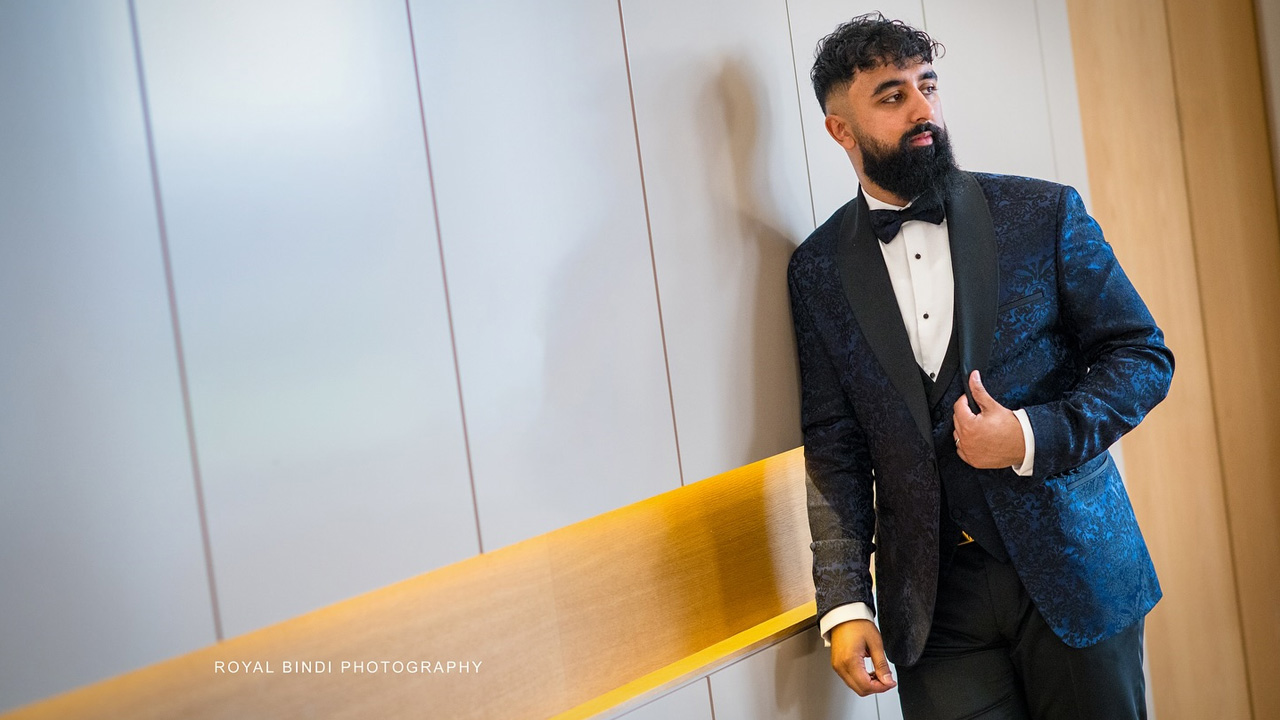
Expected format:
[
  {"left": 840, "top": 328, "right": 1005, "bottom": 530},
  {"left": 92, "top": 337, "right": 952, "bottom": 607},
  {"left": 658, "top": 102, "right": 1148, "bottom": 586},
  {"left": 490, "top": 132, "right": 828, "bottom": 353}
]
[
  {"left": 868, "top": 630, "right": 894, "bottom": 682},
  {"left": 970, "top": 370, "right": 998, "bottom": 410}
]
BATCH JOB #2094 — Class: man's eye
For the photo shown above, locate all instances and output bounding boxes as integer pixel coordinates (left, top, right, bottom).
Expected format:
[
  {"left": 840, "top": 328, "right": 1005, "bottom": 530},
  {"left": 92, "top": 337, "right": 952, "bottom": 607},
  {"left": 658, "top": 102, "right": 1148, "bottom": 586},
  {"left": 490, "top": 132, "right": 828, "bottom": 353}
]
[
  {"left": 883, "top": 93, "right": 902, "bottom": 103},
  {"left": 922, "top": 84, "right": 938, "bottom": 94}
]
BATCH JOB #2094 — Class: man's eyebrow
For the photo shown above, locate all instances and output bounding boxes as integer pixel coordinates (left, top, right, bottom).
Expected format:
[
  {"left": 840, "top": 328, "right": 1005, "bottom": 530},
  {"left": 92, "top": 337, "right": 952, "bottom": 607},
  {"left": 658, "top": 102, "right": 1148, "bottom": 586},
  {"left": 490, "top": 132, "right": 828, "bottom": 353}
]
[
  {"left": 871, "top": 78, "right": 905, "bottom": 96},
  {"left": 870, "top": 70, "right": 937, "bottom": 97}
]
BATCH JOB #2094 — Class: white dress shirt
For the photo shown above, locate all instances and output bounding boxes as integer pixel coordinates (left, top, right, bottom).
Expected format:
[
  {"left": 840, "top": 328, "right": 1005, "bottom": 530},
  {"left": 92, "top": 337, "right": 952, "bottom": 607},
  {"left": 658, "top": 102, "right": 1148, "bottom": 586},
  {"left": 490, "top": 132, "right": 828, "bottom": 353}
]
[{"left": 817, "top": 191, "right": 1036, "bottom": 647}]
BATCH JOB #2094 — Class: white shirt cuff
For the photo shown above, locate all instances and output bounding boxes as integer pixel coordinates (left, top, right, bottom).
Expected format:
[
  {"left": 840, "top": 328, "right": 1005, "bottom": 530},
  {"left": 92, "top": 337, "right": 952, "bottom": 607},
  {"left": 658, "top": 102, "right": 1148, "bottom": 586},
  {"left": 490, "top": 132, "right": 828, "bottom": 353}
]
[
  {"left": 818, "top": 602, "right": 875, "bottom": 647},
  {"left": 1012, "top": 408, "right": 1035, "bottom": 476}
]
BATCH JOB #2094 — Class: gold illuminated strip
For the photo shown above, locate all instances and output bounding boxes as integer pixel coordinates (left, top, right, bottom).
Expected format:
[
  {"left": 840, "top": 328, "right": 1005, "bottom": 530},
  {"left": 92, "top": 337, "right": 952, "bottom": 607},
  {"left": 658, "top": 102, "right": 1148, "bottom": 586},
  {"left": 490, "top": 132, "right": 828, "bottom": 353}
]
[{"left": 550, "top": 602, "right": 817, "bottom": 720}]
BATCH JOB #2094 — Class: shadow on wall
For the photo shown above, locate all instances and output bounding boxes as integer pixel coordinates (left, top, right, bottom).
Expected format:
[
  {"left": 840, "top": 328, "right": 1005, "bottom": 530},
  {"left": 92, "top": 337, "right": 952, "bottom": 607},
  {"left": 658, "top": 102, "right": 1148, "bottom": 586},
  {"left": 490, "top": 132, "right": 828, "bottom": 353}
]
[{"left": 706, "top": 57, "right": 805, "bottom": 466}]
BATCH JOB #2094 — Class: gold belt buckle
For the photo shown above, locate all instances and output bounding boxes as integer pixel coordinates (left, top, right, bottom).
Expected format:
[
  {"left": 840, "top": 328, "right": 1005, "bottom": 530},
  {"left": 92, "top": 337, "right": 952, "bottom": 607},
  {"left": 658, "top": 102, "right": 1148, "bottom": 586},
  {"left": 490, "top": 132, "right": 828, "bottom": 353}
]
[{"left": 958, "top": 530, "right": 976, "bottom": 546}]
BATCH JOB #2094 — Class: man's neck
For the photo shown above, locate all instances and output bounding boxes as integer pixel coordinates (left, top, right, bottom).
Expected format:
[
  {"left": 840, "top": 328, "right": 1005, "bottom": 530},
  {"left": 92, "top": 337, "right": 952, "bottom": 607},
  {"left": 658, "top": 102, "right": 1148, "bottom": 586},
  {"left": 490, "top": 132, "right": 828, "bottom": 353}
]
[{"left": 857, "top": 176, "right": 910, "bottom": 208}]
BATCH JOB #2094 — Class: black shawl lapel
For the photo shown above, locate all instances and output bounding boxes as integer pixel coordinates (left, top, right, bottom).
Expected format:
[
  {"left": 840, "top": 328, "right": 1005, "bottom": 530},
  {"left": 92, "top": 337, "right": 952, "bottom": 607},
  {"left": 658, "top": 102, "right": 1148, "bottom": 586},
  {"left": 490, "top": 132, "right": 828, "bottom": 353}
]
[
  {"left": 944, "top": 172, "right": 999, "bottom": 413},
  {"left": 836, "top": 192, "right": 933, "bottom": 445}
]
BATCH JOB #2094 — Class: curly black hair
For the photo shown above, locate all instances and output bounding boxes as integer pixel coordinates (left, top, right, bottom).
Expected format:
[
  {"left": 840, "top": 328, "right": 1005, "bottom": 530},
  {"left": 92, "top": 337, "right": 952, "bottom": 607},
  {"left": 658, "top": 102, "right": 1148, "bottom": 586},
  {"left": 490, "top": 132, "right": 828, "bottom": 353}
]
[{"left": 811, "top": 13, "right": 944, "bottom": 114}]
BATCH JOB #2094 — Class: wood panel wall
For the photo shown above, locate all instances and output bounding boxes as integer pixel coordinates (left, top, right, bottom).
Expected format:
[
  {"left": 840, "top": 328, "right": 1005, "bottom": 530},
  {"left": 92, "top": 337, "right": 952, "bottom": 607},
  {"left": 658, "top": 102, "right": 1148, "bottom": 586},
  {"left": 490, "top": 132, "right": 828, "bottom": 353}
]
[
  {"left": 1066, "top": 0, "right": 1280, "bottom": 718},
  {"left": 1162, "top": 2, "right": 1280, "bottom": 717}
]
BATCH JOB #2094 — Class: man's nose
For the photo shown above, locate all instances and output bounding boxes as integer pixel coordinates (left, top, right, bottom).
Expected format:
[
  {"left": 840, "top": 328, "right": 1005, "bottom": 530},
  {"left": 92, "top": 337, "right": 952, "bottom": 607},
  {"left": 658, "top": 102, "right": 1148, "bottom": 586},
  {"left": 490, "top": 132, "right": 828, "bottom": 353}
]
[{"left": 907, "top": 89, "right": 935, "bottom": 123}]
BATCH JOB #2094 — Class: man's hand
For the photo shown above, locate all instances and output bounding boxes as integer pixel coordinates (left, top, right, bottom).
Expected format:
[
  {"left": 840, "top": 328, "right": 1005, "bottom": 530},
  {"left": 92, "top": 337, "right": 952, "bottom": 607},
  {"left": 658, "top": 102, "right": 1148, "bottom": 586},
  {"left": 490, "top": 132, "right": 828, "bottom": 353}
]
[
  {"left": 952, "top": 370, "right": 1025, "bottom": 469},
  {"left": 829, "top": 619, "right": 896, "bottom": 696}
]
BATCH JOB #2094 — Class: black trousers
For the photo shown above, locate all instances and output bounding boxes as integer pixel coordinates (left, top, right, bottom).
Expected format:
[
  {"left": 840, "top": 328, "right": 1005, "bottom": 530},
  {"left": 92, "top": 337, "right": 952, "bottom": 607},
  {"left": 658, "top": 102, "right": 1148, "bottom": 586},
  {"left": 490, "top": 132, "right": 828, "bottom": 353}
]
[{"left": 896, "top": 543, "right": 1147, "bottom": 720}]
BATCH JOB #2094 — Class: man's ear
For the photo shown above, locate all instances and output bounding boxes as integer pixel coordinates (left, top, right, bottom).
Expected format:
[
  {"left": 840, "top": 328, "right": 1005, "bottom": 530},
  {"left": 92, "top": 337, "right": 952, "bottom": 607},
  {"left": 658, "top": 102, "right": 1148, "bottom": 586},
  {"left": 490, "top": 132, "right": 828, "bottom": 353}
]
[{"left": 825, "top": 114, "right": 856, "bottom": 150}]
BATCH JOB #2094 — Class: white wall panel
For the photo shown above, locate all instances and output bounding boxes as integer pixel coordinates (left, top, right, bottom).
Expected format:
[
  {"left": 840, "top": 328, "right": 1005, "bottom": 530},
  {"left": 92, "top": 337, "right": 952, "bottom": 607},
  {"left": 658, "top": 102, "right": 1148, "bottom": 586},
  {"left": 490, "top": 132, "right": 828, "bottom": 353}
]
[
  {"left": 133, "top": 0, "right": 475, "bottom": 637},
  {"left": 622, "top": 0, "right": 812, "bottom": 483},
  {"left": 620, "top": 679, "right": 714, "bottom": 720},
  {"left": 1034, "top": 0, "right": 1093, "bottom": 201},
  {"left": 709, "top": 629, "right": 881, "bottom": 719},
  {"left": 0, "top": 1, "right": 214, "bottom": 710},
  {"left": 922, "top": 0, "right": 1057, "bottom": 180},
  {"left": 787, "top": 1, "right": 928, "bottom": 220},
  {"left": 792, "top": 1, "right": 1080, "bottom": 208},
  {"left": 408, "top": 0, "right": 680, "bottom": 549}
]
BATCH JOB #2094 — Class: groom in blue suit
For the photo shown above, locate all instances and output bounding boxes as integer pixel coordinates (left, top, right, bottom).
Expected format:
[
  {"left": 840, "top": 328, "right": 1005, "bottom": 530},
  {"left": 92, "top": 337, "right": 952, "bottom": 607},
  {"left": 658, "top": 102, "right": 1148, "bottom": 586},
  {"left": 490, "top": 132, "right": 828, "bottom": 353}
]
[{"left": 788, "top": 14, "right": 1173, "bottom": 720}]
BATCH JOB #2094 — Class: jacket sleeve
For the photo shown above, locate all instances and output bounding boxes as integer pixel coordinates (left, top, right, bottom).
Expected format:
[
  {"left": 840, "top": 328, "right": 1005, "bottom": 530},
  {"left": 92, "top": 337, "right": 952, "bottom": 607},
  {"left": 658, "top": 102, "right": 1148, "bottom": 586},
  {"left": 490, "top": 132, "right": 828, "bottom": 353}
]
[
  {"left": 788, "top": 267, "right": 878, "bottom": 620},
  {"left": 1023, "top": 186, "right": 1175, "bottom": 478}
]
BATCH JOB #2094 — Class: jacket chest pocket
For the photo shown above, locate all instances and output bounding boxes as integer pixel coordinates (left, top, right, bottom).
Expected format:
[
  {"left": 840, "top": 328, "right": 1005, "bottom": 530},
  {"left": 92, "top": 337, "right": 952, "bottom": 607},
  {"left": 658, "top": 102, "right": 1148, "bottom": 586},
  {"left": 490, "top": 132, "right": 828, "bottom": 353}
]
[
  {"left": 998, "top": 289, "right": 1046, "bottom": 313},
  {"left": 992, "top": 289, "right": 1052, "bottom": 361}
]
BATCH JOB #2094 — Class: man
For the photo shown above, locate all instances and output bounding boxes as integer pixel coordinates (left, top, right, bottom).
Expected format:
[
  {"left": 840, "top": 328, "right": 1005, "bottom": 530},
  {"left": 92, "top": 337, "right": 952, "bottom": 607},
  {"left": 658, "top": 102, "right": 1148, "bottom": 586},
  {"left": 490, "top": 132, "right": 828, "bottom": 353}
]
[{"left": 787, "top": 14, "right": 1173, "bottom": 720}]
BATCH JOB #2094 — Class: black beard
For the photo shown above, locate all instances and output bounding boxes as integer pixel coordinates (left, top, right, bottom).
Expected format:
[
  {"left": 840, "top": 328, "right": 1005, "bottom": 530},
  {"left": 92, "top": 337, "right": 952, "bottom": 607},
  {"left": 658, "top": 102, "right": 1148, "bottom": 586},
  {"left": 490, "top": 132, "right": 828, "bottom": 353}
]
[{"left": 859, "top": 122, "right": 958, "bottom": 201}]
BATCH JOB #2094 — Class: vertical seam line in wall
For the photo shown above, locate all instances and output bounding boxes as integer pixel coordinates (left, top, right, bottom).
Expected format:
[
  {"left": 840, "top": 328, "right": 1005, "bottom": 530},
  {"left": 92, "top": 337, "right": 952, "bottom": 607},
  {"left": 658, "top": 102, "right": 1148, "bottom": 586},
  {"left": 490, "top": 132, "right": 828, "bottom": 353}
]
[
  {"left": 1030, "top": 0, "right": 1061, "bottom": 181},
  {"left": 127, "top": 0, "right": 224, "bottom": 642},
  {"left": 403, "top": 0, "right": 485, "bottom": 553},
  {"left": 616, "top": 0, "right": 685, "bottom": 486},
  {"left": 1160, "top": 0, "right": 1257, "bottom": 716},
  {"left": 783, "top": 0, "right": 818, "bottom": 229},
  {"left": 706, "top": 676, "right": 718, "bottom": 720}
]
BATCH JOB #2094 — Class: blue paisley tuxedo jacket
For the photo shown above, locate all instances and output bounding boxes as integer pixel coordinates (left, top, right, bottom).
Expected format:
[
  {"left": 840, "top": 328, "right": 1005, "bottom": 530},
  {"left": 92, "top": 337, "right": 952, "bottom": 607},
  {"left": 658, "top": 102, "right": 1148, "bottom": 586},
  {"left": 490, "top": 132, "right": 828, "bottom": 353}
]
[{"left": 787, "top": 171, "right": 1174, "bottom": 666}]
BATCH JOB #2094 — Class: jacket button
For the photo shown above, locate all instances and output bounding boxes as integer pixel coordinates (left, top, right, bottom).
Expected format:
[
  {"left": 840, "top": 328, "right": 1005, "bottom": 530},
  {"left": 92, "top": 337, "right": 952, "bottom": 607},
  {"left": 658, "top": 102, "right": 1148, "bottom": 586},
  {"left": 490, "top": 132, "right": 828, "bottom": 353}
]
[{"left": 950, "top": 508, "right": 963, "bottom": 521}]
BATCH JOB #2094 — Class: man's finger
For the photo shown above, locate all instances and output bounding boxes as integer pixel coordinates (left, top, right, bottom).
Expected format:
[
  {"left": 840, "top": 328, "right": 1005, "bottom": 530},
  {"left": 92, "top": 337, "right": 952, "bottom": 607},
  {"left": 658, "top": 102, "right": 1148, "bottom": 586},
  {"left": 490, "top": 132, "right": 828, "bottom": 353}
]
[
  {"left": 969, "top": 370, "right": 1002, "bottom": 411},
  {"left": 953, "top": 393, "right": 976, "bottom": 423},
  {"left": 835, "top": 651, "right": 875, "bottom": 696},
  {"left": 866, "top": 630, "right": 897, "bottom": 690}
]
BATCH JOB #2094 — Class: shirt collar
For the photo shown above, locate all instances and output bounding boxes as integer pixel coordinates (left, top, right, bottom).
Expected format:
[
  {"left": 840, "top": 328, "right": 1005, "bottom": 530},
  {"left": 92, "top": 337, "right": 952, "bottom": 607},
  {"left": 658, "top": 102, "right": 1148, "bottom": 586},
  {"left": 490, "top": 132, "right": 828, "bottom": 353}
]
[{"left": 862, "top": 187, "right": 909, "bottom": 212}]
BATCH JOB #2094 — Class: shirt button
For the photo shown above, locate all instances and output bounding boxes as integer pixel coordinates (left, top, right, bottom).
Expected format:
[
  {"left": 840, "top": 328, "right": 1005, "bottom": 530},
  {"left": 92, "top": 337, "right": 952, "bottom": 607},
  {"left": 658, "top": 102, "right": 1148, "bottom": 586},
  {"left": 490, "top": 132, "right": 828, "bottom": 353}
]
[
  {"left": 929, "top": 372, "right": 936, "bottom": 379},
  {"left": 923, "top": 313, "right": 930, "bottom": 319},
  {"left": 915, "top": 253, "right": 921, "bottom": 259}
]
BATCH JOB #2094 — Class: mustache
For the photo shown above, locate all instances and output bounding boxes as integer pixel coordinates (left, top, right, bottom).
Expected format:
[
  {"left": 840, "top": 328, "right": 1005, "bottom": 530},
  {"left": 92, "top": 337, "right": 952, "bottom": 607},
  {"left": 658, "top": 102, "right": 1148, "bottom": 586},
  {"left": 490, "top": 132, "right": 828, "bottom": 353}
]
[{"left": 901, "top": 122, "right": 945, "bottom": 147}]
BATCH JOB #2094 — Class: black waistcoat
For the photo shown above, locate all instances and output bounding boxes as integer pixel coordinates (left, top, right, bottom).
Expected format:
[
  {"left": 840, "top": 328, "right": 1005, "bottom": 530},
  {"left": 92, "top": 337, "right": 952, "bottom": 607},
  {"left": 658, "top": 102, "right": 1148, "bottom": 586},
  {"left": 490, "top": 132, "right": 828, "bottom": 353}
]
[{"left": 923, "top": 330, "right": 1010, "bottom": 567}]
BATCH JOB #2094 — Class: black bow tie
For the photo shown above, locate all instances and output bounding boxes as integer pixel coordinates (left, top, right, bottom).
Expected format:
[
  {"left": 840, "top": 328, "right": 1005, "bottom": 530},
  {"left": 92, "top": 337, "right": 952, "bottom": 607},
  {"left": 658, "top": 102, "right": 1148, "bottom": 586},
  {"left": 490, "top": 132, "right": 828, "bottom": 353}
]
[{"left": 868, "top": 191, "right": 945, "bottom": 243}]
